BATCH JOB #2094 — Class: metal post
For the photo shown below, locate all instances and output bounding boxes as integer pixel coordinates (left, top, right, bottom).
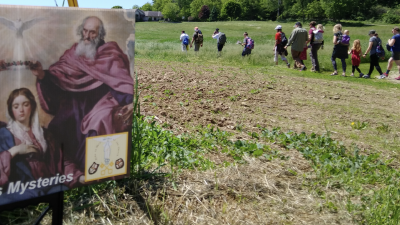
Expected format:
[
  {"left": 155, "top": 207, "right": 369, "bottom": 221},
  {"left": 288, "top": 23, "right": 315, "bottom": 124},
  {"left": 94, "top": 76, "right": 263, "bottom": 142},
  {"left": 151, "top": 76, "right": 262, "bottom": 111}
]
[{"left": 51, "top": 191, "right": 64, "bottom": 225}]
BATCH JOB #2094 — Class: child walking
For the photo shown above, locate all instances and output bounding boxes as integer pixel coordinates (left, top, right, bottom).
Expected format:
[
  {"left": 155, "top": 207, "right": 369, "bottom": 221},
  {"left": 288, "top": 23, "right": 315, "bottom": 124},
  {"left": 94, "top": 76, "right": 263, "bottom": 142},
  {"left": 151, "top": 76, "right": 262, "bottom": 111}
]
[{"left": 349, "top": 39, "right": 364, "bottom": 77}]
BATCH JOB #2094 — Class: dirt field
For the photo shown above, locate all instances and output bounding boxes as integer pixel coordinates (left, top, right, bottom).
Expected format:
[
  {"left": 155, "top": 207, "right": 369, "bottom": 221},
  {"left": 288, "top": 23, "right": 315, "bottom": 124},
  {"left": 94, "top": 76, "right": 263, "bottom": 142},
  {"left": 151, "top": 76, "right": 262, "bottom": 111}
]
[{"left": 104, "top": 58, "right": 398, "bottom": 225}]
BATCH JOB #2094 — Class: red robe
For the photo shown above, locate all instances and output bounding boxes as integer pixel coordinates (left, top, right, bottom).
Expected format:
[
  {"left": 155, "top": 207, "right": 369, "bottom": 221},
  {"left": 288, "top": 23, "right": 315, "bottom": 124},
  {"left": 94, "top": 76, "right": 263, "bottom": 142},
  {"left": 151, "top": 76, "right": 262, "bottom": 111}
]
[{"left": 36, "top": 41, "right": 134, "bottom": 179}]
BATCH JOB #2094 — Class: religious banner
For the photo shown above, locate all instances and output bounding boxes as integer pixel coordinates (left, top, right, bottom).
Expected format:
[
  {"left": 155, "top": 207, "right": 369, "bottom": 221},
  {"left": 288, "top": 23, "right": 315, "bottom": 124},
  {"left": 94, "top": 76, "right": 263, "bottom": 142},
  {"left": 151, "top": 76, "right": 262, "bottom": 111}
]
[{"left": 0, "top": 5, "right": 135, "bottom": 206}]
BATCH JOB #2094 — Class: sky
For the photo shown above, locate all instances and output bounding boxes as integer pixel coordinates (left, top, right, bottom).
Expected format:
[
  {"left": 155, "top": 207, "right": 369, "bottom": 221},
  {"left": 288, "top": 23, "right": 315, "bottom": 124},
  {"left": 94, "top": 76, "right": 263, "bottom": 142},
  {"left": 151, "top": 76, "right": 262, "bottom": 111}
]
[{"left": 0, "top": 0, "right": 151, "bottom": 9}]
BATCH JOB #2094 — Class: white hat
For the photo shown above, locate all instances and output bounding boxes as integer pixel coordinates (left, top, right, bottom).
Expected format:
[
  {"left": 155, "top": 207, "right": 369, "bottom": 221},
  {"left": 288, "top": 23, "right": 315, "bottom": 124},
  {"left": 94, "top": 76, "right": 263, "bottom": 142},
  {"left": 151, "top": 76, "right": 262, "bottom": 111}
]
[{"left": 275, "top": 25, "right": 282, "bottom": 30}]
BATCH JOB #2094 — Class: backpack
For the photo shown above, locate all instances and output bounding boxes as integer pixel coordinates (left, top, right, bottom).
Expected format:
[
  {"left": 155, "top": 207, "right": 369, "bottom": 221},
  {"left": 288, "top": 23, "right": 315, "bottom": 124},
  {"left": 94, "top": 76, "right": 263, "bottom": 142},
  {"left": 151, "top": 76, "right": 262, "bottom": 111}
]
[
  {"left": 195, "top": 31, "right": 203, "bottom": 43},
  {"left": 386, "top": 43, "right": 392, "bottom": 52},
  {"left": 246, "top": 37, "right": 254, "bottom": 49},
  {"left": 313, "top": 31, "right": 323, "bottom": 43},
  {"left": 218, "top": 33, "right": 227, "bottom": 45},
  {"left": 280, "top": 32, "right": 288, "bottom": 46},
  {"left": 375, "top": 37, "right": 385, "bottom": 58},
  {"left": 182, "top": 36, "right": 189, "bottom": 45}
]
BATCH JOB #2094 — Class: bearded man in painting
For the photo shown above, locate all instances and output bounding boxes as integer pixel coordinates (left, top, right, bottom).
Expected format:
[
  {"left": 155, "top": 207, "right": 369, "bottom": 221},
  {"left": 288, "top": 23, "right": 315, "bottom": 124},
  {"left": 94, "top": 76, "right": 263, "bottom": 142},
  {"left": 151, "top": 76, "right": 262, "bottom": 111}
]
[{"left": 29, "top": 16, "right": 134, "bottom": 184}]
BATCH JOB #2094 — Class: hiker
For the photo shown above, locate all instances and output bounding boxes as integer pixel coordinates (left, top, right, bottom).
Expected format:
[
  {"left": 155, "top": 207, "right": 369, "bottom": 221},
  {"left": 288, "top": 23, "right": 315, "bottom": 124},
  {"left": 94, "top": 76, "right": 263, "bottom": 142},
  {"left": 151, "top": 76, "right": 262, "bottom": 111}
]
[
  {"left": 273, "top": 25, "right": 290, "bottom": 68},
  {"left": 348, "top": 39, "right": 364, "bottom": 77},
  {"left": 284, "top": 22, "right": 308, "bottom": 71},
  {"left": 190, "top": 27, "right": 203, "bottom": 52},
  {"left": 383, "top": 27, "right": 400, "bottom": 80},
  {"left": 307, "top": 21, "right": 323, "bottom": 72},
  {"left": 362, "top": 30, "right": 384, "bottom": 79},
  {"left": 180, "top": 30, "right": 189, "bottom": 52},
  {"left": 241, "top": 32, "right": 254, "bottom": 57},
  {"left": 194, "top": 26, "right": 202, "bottom": 34},
  {"left": 330, "top": 24, "right": 349, "bottom": 76},
  {"left": 212, "top": 28, "right": 227, "bottom": 57}
]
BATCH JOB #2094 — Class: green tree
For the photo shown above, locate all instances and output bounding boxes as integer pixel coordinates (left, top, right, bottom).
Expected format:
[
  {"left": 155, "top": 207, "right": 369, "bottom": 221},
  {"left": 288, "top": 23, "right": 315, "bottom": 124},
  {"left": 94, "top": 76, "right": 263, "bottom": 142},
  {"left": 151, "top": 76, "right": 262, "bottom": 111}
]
[
  {"left": 176, "top": 0, "right": 192, "bottom": 18},
  {"left": 240, "top": 0, "right": 263, "bottom": 20},
  {"left": 153, "top": 0, "right": 172, "bottom": 11},
  {"left": 320, "top": 0, "right": 351, "bottom": 21},
  {"left": 190, "top": 0, "right": 204, "bottom": 17},
  {"left": 306, "top": 0, "right": 325, "bottom": 18},
  {"left": 210, "top": 6, "right": 218, "bottom": 21},
  {"left": 141, "top": 2, "right": 153, "bottom": 11},
  {"left": 112, "top": 5, "right": 123, "bottom": 9},
  {"left": 162, "top": 3, "right": 180, "bottom": 21},
  {"left": 190, "top": 0, "right": 222, "bottom": 19},
  {"left": 198, "top": 5, "right": 210, "bottom": 20},
  {"left": 221, "top": 1, "right": 241, "bottom": 20},
  {"left": 132, "top": 5, "right": 140, "bottom": 9}
]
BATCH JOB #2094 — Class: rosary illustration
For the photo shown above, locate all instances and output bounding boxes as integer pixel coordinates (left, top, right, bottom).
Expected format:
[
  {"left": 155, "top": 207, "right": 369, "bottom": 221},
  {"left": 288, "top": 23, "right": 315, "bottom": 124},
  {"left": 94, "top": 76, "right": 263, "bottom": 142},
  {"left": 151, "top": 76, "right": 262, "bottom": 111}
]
[
  {"left": 0, "top": 61, "right": 31, "bottom": 69},
  {"left": 88, "top": 135, "right": 125, "bottom": 176}
]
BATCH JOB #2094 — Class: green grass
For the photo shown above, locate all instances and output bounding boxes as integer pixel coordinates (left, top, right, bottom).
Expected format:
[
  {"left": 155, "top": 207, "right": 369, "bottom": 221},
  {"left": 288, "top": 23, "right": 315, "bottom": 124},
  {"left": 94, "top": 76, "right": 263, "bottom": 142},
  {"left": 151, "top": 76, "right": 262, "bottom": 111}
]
[{"left": 135, "top": 21, "right": 395, "bottom": 76}]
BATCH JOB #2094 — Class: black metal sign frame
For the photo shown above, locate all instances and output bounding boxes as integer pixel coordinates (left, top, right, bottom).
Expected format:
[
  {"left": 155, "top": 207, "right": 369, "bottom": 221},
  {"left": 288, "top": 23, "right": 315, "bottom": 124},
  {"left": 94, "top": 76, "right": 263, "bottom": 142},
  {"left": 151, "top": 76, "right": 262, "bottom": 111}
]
[{"left": 0, "top": 191, "right": 64, "bottom": 225}]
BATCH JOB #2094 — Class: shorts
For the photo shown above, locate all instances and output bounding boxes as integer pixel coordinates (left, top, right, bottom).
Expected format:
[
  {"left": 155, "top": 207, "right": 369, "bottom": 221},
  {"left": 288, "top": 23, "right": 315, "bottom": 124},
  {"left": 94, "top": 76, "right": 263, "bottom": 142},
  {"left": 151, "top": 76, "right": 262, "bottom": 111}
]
[
  {"left": 392, "top": 51, "right": 400, "bottom": 60},
  {"left": 194, "top": 43, "right": 201, "bottom": 51},
  {"left": 242, "top": 48, "right": 252, "bottom": 56},
  {"left": 217, "top": 43, "right": 224, "bottom": 52}
]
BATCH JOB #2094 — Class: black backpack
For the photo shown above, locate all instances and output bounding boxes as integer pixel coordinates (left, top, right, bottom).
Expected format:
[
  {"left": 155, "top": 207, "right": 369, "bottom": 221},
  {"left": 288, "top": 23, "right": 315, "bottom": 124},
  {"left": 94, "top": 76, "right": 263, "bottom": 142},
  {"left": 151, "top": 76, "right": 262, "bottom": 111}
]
[
  {"left": 218, "top": 33, "right": 227, "bottom": 45},
  {"left": 281, "top": 32, "right": 288, "bottom": 46}
]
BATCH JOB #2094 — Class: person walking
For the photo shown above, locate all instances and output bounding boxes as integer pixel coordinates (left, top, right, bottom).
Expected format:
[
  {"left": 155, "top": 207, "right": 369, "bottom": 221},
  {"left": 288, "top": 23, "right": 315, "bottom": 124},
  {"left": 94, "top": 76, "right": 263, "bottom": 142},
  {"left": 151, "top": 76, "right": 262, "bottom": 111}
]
[
  {"left": 194, "top": 26, "right": 202, "bottom": 34},
  {"left": 241, "top": 32, "right": 253, "bottom": 57},
  {"left": 382, "top": 27, "right": 400, "bottom": 80},
  {"left": 307, "top": 21, "right": 322, "bottom": 72},
  {"left": 180, "top": 30, "right": 189, "bottom": 52},
  {"left": 362, "top": 30, "right": 384, "bottom": 78},
  {"left": 190, "top": 28, "right": 203, "bottom": 52},
  {"left": 330, "top": 24, "right": 349, "bottom": 76},
  {"left": 284, "top": 22, "right": 308, "bottom": 71},
  {"left": 273, "top": 25, "right": 290, "bottom": 68},
  {"left": 348, "top": 39, "right": 364, "bottom": 77},
  {"left": 212, "top": 28, "right": 226, "bottom": 57}
]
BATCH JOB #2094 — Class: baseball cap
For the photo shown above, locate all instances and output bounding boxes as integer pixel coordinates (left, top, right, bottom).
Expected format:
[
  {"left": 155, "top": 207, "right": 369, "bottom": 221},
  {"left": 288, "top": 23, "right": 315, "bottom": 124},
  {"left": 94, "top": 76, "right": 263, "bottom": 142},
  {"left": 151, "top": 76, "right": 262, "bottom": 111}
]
[
  {"left": 368, "top": 30, "right": 376, "bottom": 35},
  {"left": 275, "top": 25, "right": 282, "bottom": 30},
  {"left": 216, "top": 28, "right": 219, "bottom": 31},
  {"left": 294, "top": 22, "right": 302, "bottom": 27}
]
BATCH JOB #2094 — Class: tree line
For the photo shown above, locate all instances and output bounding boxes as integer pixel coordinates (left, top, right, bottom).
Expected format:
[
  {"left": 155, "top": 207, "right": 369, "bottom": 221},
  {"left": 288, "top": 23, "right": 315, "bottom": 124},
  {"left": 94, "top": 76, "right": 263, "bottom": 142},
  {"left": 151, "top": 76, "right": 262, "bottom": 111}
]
[{"left": 115, "top": 0, "right": 400, "bottom": 23}]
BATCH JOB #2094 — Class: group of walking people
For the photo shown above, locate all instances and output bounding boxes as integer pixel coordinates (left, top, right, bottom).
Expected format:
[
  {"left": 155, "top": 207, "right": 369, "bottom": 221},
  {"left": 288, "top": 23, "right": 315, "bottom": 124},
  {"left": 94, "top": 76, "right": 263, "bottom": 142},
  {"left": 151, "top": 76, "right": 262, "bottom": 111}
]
[
  {"left": 179, "top": 23, "right": 400, "bottom": 80},
  {"left": 277, "top": 21, "right": 400, "bottom": 79},
  {"left": 179, "top": 26, "right": 254, "bottom": 57}
]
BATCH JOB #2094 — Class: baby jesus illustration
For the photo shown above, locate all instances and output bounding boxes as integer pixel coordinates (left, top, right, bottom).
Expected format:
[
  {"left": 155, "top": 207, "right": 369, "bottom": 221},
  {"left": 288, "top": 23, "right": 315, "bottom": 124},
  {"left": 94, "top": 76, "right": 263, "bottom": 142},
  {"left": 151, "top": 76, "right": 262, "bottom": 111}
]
[
  {"left": 88, "top": 162, "right": 99, "bottom": 174},
  {"left": 115, "top": 158, "right": 124, "bottom": 169},
  {"left": 93, "top": 135, "right": 121, "bottom": 165}
]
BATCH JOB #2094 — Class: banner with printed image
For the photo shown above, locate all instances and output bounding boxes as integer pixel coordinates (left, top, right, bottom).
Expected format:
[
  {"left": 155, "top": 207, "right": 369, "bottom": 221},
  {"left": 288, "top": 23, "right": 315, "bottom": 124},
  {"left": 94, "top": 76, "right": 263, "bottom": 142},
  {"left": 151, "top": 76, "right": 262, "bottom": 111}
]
[{"left": 0, "top": 5, "right": 135, "bottom": 206}]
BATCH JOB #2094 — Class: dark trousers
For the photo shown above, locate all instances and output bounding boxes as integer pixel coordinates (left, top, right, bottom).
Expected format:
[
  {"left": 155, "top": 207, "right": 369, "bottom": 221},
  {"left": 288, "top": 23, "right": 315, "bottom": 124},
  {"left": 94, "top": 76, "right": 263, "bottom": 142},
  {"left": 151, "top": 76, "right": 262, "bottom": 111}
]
[
  {"left": 217, "top": 43, "right": 224, "bottom": 52},
  {"left": 332, "top": 57, "right": 346, "bottom": 72},
  {"left": 352, "top": 65, "right": 362, "bottom": 73},
  {"left": 242, "top": 48, "right": 252, "bottom": 56},
  {"left": 368, "top": 54, "right": 383, "bottom": 75},
  {"left": 310, "top": 43, "right": 321, "bottom": 71},
  {"left": 291, "top": 49, "right": 304, "bottom": 68}
]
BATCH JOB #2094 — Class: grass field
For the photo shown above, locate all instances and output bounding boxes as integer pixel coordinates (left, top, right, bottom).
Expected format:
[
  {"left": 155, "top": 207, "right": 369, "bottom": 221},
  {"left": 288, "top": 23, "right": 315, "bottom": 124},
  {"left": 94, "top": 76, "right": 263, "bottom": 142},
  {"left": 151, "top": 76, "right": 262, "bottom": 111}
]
[
  {"left": 135, "top": 21, "right": 396, "bottom": 75},
  {"left": 2, "top": 21, "right": 400, "bottom": 224}
]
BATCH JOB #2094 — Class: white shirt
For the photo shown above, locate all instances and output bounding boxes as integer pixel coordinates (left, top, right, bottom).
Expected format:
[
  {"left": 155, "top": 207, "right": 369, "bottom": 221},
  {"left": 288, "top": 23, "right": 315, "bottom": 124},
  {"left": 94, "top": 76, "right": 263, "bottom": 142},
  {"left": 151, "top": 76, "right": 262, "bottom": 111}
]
[
  {"left": 212, "top": 32, "right": 221, "bottom": 40},
  {"left": 180, "top": 33, "right": 189, "bottom": 42}
]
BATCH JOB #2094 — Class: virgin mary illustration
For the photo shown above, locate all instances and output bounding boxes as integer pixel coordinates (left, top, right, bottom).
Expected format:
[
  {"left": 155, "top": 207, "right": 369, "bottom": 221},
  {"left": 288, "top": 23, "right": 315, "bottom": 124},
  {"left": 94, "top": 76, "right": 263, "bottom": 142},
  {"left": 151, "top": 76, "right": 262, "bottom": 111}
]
[{"left": 0, "top": 88, "right": 68, "bottom": 204}]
